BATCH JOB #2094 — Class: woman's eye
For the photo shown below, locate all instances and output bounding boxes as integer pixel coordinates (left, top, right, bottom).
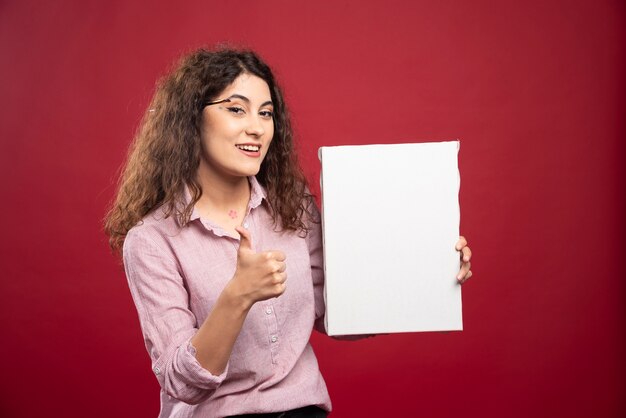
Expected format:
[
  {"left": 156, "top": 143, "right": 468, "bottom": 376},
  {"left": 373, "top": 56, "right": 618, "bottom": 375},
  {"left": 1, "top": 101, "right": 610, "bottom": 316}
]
[
  {"left": 227, "top": 107, "right": 245, "bottom": 115},
  {"left": 260, "top": 110, "right": 274, "bottom": 118}
]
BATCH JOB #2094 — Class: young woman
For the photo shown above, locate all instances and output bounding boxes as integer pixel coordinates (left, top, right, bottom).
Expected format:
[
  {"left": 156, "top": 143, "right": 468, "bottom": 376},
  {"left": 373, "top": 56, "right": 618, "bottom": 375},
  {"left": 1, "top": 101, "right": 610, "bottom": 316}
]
[{"left": 104, "top": 47, "right": 473, "bottom": 418}]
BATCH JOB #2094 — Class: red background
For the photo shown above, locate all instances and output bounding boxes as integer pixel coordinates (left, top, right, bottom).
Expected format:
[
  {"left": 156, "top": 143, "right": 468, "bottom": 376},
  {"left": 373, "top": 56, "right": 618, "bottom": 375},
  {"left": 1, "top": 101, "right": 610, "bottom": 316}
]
[{"left": 1, "top": 1, "right": 624, "bottom": 417}]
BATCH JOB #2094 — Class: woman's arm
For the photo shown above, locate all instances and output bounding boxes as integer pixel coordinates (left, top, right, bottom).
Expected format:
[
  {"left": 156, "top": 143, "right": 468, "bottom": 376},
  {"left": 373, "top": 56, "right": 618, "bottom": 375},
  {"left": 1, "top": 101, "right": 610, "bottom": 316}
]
[
  {"left": 190, "top": 226, "right": 287, "bottom": 374},
  {"left": 303, "top": 201, "right": 326, "bottom": 334},
  {"left": 123, "top": 225, "right": 286, "bottom": 404}
]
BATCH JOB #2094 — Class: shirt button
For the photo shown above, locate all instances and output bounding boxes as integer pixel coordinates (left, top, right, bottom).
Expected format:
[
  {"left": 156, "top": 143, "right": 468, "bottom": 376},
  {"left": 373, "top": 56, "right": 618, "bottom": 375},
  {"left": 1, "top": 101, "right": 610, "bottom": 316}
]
[
  {"left": 270, "top": 335, "right": 278, "bottom": 343},
  {"left": 265, "top": 307, "right": 273, "bottom": 315},
  {"left": 243, "top": 222, "right": 249, "bottom": 228},
  {"left": 153, "top": 367, "right": 161, "bottom": 375}
]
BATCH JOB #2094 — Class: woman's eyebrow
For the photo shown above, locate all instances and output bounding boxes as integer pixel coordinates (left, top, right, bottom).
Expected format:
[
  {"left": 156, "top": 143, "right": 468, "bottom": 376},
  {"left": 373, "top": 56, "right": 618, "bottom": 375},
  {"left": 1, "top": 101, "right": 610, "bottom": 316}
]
[{"left": 227, "top": 94, "right": 273, "bottom": 107}]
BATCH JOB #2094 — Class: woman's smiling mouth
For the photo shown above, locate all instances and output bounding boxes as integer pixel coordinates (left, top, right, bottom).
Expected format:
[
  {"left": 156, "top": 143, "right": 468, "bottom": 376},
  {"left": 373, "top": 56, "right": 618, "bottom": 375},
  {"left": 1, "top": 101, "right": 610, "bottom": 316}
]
[
  {"left": 236, "top": 144, "right": 260, "bottom": 151},
  {"left": 235, "top": 144, "right": 261, "bottom": 156}
]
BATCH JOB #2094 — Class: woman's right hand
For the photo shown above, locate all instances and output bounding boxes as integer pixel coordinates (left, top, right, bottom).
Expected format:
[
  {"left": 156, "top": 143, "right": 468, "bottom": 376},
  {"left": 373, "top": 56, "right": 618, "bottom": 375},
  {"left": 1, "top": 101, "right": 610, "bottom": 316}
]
[
  {"left": 189, "top": 226, "right": 286, "bottom": 375},
  {"left": 227, "top": 226, "right": 287, "bottom": 309}
]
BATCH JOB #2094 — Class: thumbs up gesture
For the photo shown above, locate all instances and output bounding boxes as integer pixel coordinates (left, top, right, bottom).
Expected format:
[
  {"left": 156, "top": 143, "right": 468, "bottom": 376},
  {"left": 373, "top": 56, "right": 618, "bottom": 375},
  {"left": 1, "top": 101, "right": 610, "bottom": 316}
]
[{"left": 229, "top": 226, "right": 287, "bottom": 309}]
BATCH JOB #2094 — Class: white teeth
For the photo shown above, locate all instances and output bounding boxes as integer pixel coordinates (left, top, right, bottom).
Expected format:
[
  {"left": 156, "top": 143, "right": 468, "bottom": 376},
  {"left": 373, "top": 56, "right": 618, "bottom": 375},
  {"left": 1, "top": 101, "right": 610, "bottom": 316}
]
[{"left": 236, "top": 145, "right": 260, "bottom": 152}]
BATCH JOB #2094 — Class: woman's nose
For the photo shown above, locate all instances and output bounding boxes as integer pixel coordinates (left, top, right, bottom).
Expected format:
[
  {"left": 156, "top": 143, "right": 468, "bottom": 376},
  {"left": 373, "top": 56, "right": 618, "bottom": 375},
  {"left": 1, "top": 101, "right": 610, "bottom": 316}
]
[{"left": 245, "top": 114, "right": 265, "bottom": 137}]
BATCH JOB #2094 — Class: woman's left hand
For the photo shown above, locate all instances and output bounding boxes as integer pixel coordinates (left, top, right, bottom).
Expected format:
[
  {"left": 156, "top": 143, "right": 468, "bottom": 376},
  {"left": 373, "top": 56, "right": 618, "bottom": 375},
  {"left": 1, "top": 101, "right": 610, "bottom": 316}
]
[{"left": 455, "top": 236, "right": 472, "bottom": 284}]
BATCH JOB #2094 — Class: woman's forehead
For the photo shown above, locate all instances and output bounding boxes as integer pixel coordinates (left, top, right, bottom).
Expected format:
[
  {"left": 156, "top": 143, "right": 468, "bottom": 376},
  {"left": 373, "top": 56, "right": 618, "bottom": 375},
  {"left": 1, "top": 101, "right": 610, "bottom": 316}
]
[{"left": 220, "top": 73, "right": 271, "bottom": 103}]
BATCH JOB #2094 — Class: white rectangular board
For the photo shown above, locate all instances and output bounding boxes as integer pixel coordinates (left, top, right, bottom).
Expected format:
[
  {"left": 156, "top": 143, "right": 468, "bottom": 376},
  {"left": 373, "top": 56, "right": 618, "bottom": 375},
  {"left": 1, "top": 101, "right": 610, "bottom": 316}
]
[{"left": 319, "top": 141, "right": 463, "bottom": 336}]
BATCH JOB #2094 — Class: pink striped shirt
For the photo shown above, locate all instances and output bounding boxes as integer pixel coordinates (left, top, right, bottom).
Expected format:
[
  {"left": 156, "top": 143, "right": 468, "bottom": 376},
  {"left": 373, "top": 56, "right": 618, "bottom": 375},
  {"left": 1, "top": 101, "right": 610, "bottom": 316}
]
[{"left": 123, "top": 177, "right": 331, "bottom": 418}]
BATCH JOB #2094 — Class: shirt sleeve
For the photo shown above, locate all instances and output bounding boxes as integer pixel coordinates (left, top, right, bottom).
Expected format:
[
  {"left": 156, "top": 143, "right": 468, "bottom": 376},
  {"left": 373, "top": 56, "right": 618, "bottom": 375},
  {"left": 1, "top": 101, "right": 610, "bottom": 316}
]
[
  {"left": 304, "top": 201, "right": 327, "bottom": 335},
  {"left": 123, "top": 227, "right": 228, "bottom": 405}
]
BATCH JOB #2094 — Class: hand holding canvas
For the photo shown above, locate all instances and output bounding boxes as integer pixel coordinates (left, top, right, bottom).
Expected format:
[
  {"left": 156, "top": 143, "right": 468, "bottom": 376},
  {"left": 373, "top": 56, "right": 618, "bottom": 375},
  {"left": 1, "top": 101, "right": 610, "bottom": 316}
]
[{"left": 455, "top": 235, "right": 472, "bottom": 284}]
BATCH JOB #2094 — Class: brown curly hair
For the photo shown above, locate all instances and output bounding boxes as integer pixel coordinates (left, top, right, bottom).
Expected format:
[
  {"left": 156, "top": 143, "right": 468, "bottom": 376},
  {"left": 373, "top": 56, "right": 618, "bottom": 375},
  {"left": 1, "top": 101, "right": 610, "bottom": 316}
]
[{"left": 104, "top": 47, "right": 315, "bottom": 253}]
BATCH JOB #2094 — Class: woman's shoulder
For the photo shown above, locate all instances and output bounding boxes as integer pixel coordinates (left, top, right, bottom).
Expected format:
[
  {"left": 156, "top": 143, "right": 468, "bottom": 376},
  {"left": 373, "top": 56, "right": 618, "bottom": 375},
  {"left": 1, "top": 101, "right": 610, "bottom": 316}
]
[{"left": 124, "top": 204, "right": 184, "bottom": 253}]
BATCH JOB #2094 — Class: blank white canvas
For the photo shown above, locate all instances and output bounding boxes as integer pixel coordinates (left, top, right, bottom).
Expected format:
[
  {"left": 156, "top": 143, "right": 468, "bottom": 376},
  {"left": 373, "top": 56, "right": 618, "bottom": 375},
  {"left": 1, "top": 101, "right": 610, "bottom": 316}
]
[{"left": 319, "top": 141, "right": 462, "bottom": 336}]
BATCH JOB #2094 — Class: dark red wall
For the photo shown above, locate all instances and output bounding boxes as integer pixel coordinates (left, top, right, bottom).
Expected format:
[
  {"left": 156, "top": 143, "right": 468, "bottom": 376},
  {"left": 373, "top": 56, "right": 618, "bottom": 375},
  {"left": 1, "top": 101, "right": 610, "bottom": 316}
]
[{"left": 1, "top": 1, "right": 624, "bottom": 417}]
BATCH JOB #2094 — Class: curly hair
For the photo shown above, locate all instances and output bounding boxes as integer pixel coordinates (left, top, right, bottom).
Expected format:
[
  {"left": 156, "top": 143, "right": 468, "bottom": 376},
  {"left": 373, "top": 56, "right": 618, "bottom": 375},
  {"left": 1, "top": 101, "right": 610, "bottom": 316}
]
[{"left": 104, "top": 47, "right": 315, "bottom": 253}]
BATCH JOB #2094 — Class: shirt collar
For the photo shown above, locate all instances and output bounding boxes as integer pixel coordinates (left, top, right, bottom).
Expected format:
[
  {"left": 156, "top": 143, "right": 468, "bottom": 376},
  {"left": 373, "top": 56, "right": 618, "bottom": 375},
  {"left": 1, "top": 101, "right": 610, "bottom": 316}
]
[{"left": 182, "top": 176, "right": 267, "bottom": 223}]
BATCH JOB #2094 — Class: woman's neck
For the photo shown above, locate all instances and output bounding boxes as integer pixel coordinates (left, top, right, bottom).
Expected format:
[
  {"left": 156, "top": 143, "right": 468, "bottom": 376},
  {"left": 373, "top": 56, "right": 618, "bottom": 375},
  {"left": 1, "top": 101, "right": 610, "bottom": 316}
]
[{"left": 195, "top": 165, "right": 251, "bottom": 212}]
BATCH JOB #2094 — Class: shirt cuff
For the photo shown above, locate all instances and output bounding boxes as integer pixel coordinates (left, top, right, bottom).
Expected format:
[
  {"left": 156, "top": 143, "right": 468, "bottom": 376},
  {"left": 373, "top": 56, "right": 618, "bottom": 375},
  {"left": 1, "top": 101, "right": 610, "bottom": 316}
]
[
  {"left": 181, "top": 338, "right": 229, "bottom": 388},
  {"left": 152, "top": 336, "right": 229, "bottom": 392}
]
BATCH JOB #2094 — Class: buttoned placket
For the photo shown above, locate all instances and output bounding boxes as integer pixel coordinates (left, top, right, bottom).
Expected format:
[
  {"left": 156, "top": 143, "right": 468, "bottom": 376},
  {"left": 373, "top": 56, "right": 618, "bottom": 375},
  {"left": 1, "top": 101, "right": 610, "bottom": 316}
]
[
  {"left": 264, "top": 299, "right": 280, "bottom": 364},
  {"left": 243, "top": 207, "right": 281, "bottom": 365}
]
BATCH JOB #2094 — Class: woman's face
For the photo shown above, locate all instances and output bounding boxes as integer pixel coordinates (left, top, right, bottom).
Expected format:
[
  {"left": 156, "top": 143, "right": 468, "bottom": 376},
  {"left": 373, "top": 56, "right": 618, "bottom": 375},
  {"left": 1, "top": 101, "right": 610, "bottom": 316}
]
[{"left": 198, "top": 73, "right": 275, "bottom": 182}]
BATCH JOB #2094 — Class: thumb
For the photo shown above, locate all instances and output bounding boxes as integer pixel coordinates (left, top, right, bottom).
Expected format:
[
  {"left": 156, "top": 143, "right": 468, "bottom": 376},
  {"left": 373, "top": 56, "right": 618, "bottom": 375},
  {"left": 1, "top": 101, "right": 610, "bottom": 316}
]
[{"left": 235, "top": 226, "right": 254, "bottom": 253}]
